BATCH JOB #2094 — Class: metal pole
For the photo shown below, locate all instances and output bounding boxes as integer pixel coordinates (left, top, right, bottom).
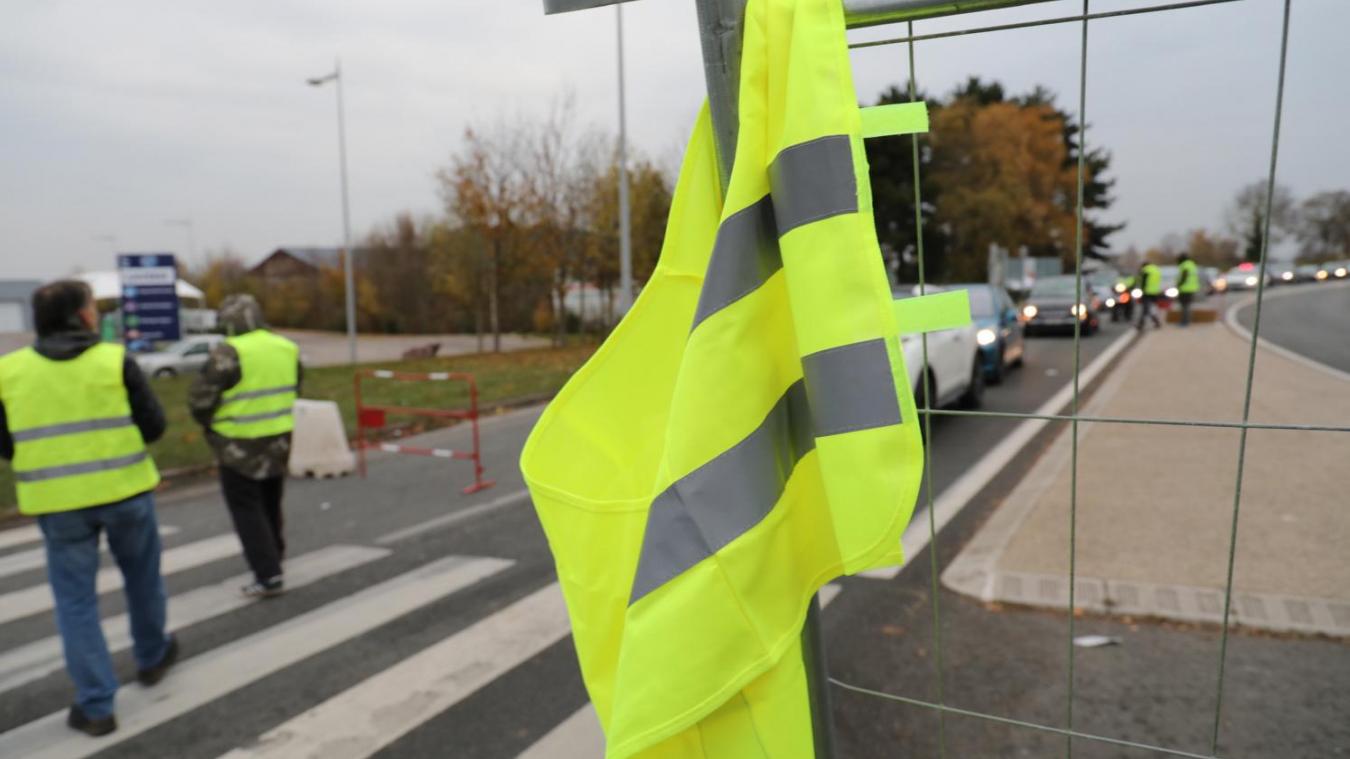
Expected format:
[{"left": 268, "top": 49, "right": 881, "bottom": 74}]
[
  {"left": 335, "top": 59, "right": 358, "bottom": 365},
  {"left": 616, "top": 5, "right": 634, "bottom": 316},
  {"left": 692, "top": 1, "right": 834, "bottom": 756}
]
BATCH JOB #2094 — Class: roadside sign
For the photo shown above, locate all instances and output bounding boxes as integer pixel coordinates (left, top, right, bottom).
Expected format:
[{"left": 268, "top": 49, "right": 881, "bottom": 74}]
[{"left": 118, "top": 253, "right": 181, "bottom": 342}]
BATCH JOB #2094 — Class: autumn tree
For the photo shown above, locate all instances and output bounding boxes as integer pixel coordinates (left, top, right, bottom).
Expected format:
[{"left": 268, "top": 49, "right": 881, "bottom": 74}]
[
  {"left": 1183, "top": 229, "right": 1241, "bottom": 269},
  {"left": 184, "top": 249, "right": 255, "bottom": 308},
  {"left": 437, "top": 124, "right": 534, "bottom": 352},
  {"left": 867, "top": 77, "right": 1119, "bottom": 284}
]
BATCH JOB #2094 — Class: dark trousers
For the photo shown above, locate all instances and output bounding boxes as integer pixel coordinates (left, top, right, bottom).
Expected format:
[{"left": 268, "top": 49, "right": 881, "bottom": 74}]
[
  {"left": 219, "top": 467, "right": 286, "bottom": 583},
  {"left": 1178, "top": 292, "right": 1195, "bottom": 326},
  {"left": 1136, "top": 295, "right": 1162, "bottom": 330}
]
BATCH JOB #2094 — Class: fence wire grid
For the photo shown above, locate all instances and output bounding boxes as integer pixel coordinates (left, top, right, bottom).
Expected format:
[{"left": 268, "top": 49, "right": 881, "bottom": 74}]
[{"left": 826, "top": 1, "right": 1310, "bottom": 757}]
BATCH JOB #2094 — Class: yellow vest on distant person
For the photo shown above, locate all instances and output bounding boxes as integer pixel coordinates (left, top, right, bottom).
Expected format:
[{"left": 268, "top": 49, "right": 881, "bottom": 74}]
[
  {"left": 520, "top": 0, "right": 954, "bottom": 755},
  {"left": 210, "top": 330, "right": 299, "bottom": 439},
  {"left": 0, "top": 343, "right": 159, "bottom": 515},
  {"left": 1178, "top": 259, "right": 1200, "bottom": 294},
  {"left": 1141, "top": 263, "right": 1163, "bottom": 296}
]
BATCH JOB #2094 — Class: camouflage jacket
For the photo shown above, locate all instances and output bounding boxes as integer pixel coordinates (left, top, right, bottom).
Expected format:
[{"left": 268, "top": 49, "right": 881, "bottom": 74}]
[{"left": 188, "top": 341, "right": 303, "bottom": 480}]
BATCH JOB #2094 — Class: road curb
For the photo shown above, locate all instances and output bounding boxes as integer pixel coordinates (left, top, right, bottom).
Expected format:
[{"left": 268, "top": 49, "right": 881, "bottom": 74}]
[
  {"left": 940, "top": 322, "right": 1350, "bottom": 638},
  {"left": 1222, "top": 280, "right": 1350, "bottom": 384}
]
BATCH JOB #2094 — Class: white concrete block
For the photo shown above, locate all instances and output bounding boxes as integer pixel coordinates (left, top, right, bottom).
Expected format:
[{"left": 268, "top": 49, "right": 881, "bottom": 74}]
[{"left": 289, "top": 399, "right": 356, "bottom": 478}]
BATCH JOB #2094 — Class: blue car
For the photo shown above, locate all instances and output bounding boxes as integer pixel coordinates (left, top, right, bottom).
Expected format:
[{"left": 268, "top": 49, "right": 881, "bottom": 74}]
[{"left": 954, "top": 283, "right": 1025, "bottom": 384}]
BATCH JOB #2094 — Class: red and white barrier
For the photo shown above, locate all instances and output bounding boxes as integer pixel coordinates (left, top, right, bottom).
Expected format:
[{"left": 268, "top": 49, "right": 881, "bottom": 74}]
[{"left": 353, "top": 369, "right": 495, "bottom": 495}]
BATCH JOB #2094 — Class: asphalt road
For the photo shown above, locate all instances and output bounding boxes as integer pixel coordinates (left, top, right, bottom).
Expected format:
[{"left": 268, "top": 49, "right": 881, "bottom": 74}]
[
  {"left": 1234, "top": 280, "right": 1350, "bottom": 374},
  {"left": 2, "top": 317, "right": 1345, "bottom": 757}
]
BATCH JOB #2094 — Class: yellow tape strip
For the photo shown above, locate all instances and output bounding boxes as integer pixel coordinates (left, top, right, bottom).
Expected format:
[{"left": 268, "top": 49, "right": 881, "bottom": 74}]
[
  {"left": 860, "top": 102, "right": 929, "bottom": 139},
  {"left": 893, "top": 289, "right": 972, "bottom": 334}
]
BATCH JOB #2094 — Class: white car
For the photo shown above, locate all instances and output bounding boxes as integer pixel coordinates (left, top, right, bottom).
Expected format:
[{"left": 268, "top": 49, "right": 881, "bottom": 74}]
[
  {"left": 135, "top": 335, "right": 224, "bottom": 378},
  {"left": 893, "top": 285, "right": 985, "bottom": 412}
]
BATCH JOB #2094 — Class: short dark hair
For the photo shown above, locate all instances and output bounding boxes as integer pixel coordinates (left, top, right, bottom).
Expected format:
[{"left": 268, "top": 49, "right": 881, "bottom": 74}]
[{"left": 32, "top": 280, "right": 94, "bottom": 337}]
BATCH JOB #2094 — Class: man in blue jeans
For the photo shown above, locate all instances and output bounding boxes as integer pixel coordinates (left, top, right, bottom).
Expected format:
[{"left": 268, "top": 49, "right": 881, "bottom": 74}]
[{"left": 0, "top": 280, "right": 179, "bottom": 736}]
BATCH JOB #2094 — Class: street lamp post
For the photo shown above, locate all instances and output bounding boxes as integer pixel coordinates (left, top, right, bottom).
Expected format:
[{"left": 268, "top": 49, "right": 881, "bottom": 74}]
[
  {"left": 616, "top": 5, "right": 633, "bottom": 317},
  {"left": 308, "top": 59, "right": 358, "bottom": 365}
]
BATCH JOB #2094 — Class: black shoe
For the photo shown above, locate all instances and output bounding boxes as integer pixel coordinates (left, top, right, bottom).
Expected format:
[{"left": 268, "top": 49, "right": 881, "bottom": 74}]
[
  {"left": 241, "top": 577, "right": 285, "bottom": 599},
  {"left": 67, "top": 705, "right": 117, "bottom": 737},
  {"left": 137, "top": 635, "right": 179, "bottom": 686}
]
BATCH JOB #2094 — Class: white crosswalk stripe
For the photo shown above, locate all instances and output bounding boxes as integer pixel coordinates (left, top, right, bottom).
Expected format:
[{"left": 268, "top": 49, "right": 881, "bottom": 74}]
[
  {"left": 0, "top": 526, "right": 180, "bottom": 580},
  {"left": 0, "top": 532, "right": 241, "bottom": 626},
  {"left": 0, "top": 524, "right": 48, "bottom": 552},
  {"left": 218, "top": 582, "right": 570, "bottom": 759},
  {"left": 514, "top": 582, "right": 846, "bottom": 758},
  {"left": 0, "top": 544, "right": 389, "bottom": 695},
  {"left": 0, "top": 554, "right": 514, "bottom": 759}
]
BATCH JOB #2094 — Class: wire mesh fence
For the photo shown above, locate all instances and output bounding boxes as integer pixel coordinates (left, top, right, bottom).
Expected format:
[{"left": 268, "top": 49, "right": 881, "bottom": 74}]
[{"left": 828, "top": 1, "right": 1314, "bottom": 757}]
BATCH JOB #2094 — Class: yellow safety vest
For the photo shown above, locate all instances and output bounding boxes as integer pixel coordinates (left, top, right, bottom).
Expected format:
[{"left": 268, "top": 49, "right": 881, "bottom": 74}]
[
  {"left": 1141, "top": 264, "right": 1163, "bottom": 296},
  {"left": 520, "top": 1, "right": 953, "bottom": 756},
  {"left": 0, "top": 343, "right": 160, "bottom": 515},
  {"left": 210, "top": 330, "right": 299, "bottom": 439},
  {"left": 1178, "top": 260, "right": 1200, "bottom": 294}
]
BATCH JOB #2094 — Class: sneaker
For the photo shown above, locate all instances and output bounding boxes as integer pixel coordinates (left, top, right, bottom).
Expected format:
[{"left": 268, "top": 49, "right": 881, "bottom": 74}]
[
  {"left": 241, "top": 577, "right": 285, "bottom": 599},
  {"left": 137, "top": 635, "right": 180, "bottom": 686},
  {"left": 67, "top": 705, "right": 117, "bottom": 737}
]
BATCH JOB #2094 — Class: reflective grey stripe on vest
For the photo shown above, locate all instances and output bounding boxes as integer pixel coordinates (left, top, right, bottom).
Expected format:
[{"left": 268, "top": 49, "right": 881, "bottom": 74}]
[
  {"left": 214, "top": 408, "right": 293, "bottom": 425},
  {"left": 10, "top": 416, "right": 133, "bottom": 443},
  {"left": 801, "top": 338, "right": 902, "bottom": 436},
  {"left": 15, "top": 451, "right": 149, "bottom": 483},
  {"left": 221, "top": 385, "right": 297, "bottom": 404},
  {"left": 630, "top": 381, "right": 814, "bottom": 604},
  {"left": 691, "top": 196, "right": 780, "bottom": 330},
  {"left": 691, "top": 135, "right": 857, "bottom": 331},
  {"left": 768, "top": 135, "right": 857, "bottom": 236}
]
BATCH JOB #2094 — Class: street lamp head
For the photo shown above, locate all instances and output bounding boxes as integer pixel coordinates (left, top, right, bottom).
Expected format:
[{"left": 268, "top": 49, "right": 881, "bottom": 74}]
[{"left": 307, "top": 72, "right": 338, "bottom": 87}]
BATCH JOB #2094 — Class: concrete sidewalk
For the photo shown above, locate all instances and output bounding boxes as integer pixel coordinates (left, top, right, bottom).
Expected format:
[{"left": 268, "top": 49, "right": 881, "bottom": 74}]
[{"left": 942, "top": 319, "right": 1350, "bottom": 636}]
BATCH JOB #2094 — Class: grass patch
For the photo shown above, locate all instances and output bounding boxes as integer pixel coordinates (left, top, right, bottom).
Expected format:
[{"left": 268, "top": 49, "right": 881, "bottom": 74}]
[{"left": 0, "top": 344, "right": 595, "bottom": 518}]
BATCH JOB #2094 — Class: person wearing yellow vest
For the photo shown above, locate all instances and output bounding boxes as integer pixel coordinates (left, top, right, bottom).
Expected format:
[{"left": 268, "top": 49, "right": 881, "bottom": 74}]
[
  {"left": 1175, "top": 253, "right": 1200, "bottom": 327},
  {"left": 0, "top": 280, "right": 178, "bottom": 737},
  {"left": 189, "top": 294, "right": 300, "bottom": 599},
  {"left": 1136, "top": 261, "right": 1163, "bottom": 331}
]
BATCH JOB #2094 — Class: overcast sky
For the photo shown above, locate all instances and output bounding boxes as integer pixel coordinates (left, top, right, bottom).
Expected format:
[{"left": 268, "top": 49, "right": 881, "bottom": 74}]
[{"left": 2, "top": 0, "right": 1345, "bottom": 280}]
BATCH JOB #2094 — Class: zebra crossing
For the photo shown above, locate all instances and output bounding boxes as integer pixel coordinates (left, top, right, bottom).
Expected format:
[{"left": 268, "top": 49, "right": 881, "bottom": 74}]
[{"left": 0, "top": 496, "right": 849, "bottom": 758}]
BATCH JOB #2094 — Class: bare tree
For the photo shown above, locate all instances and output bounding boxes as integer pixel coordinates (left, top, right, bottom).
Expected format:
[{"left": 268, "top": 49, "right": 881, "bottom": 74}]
[
  {"left": 1295, "top": 190, "right": 1350, "bottom": 262},
  {"left": 1224, "top": 181, "right": 1296, "bottom": 262}
]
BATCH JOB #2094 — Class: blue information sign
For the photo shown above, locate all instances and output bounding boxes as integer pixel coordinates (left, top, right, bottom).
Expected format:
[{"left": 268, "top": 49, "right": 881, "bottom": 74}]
[{"left": 118, "top": 253, "right": 181, "bottom": 342}]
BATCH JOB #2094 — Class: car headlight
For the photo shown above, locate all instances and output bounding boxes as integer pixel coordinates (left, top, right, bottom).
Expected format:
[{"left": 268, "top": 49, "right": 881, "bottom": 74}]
[
  {"left": 1315, "top": 270, "right": 1328, "bottom": 280},
  {"left": 1113, "top": 283, "right": 1126, "bottom": 293},
  {"left": 1105, "top": 298, "right": 1116, "bottom": 308},
  {"left": 1070, "top": 303, "right": 1088, "bottom": 318},
  {"left": 1165, "top": 287, "right": 1179, "bottom": 298},
  {"left": 976, "top": 328, "right": 997, "bottom": 346},
  {"left": 1023, "top": 304, "right": 1038, "bottom": 319},
  {"left": 1281, "top": 271, "right": 1293, "bottom": 281},
  {"left": 1337, "top": 267, "right": 1348, "bottom": 277},
  {"left": 1214, "top": 279, "right": 1228, "bottom": 290},
  {"left": 1131, "top": 288, "right": 1143, "bottom": 299},
  {"left": 1245, "top": 276, "right": 1258, "bottom": 286}
]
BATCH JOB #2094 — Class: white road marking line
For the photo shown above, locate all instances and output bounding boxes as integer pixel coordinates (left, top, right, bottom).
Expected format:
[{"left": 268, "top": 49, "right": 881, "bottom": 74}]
[
  {"left": 0, "top": 554, "right": 515, "bottom": 759},
  {"left": 375, "top": 489, "right": 531, "bottom": 545},
  {"left": 0, "top": 533, "right": 241, "bottom": 626},
  {"left": 0, "top": 526, "right": 180, "bottom": 580},
  {"left": 514, "top": 581, "right": 844, "bottom": 759},
  {"left": 219, "top": 582, "right": 569, "bottom": 759},
  {"left": 0, "top": 545, "right": 389, "bottom": 695},
  {"left": 858, "top": 327, "right": 1136, "bottom": 581}
]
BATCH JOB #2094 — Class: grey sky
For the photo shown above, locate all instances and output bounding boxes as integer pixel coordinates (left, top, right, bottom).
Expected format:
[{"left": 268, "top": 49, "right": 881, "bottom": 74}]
[{"left": 2, "top": 0, "right": 1345, "bottom": 280}]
